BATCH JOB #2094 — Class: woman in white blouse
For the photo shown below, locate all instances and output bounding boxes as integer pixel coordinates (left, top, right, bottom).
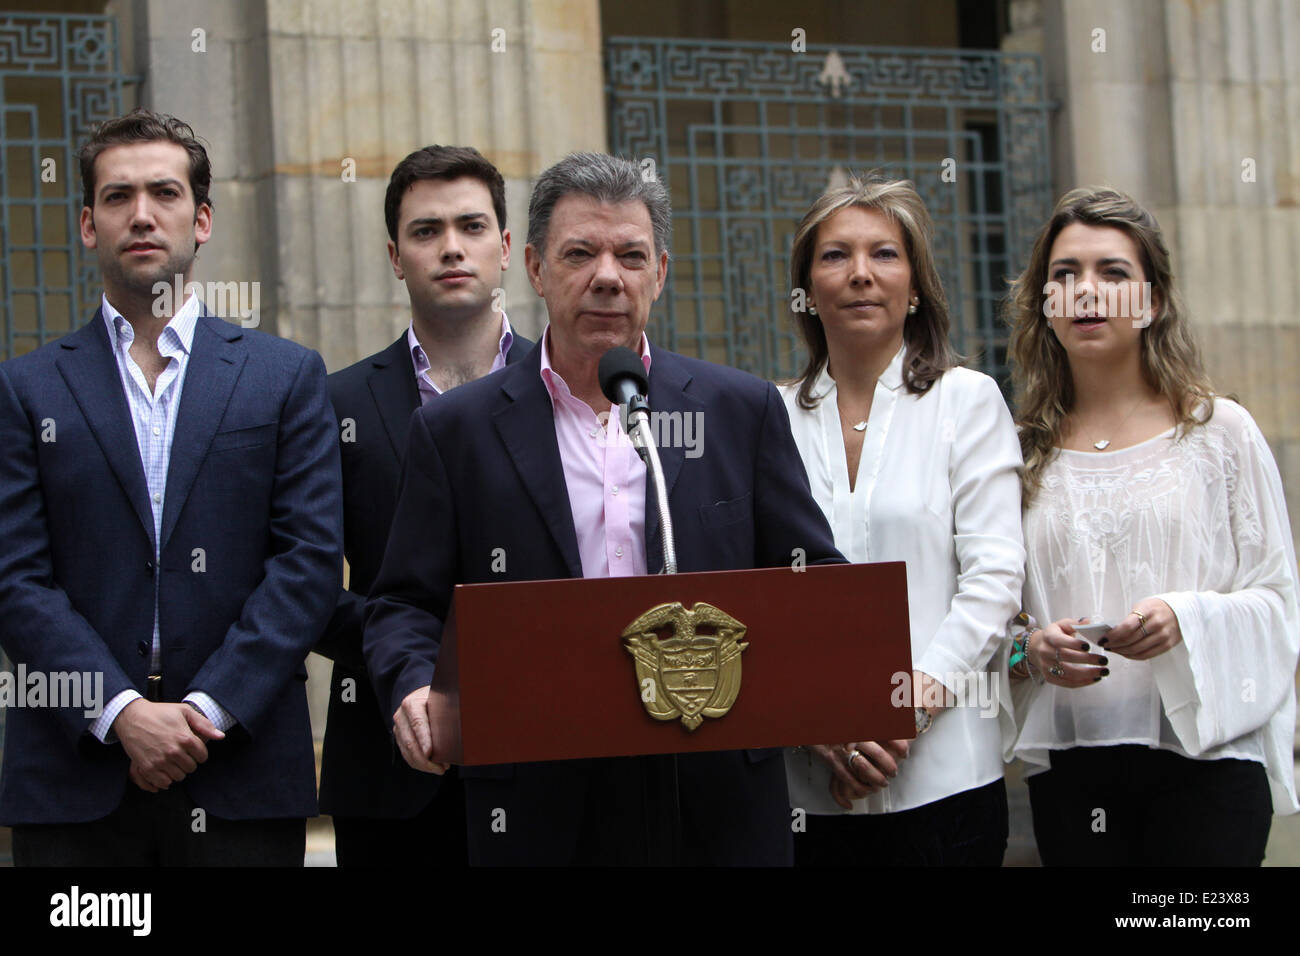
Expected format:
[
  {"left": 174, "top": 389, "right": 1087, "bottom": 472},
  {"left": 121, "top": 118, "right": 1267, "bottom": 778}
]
[
  {"left": 1008, "top": 186, "right": 1300, "bottom": 865},
  {"left": 781, "top": 175, "right": 1025, "bottom": 865}
]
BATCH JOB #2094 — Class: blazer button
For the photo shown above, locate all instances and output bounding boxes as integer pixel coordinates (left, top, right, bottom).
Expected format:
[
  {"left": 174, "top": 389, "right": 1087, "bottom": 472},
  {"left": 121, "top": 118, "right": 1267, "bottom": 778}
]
[
  {"left": 145, "top": 561, "right": 154, "bottom": 575},
  {"left": 137, "top": 641, "right": 149, "bottom": 658}
]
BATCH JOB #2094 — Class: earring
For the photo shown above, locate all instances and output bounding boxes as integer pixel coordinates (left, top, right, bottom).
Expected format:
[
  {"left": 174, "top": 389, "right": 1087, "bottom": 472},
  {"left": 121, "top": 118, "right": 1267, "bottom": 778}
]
[
  {"left": 808, "top": 305, "right": 818, "bottom": 316},
  {"left": 908, "top": 298, "right": 918, "bottom": 315}
]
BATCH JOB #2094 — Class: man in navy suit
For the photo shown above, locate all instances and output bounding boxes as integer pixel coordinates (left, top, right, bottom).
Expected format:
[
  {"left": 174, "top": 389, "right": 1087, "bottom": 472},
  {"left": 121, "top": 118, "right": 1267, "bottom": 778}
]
[
  {"left": 315, "top": 145, "right": 532, "bottom": 867},
  {"left": 0, "top": 109, "right": 341, "bottom": 865},
  {"left": 364, "top": 152, "right": 842, "bottom": 865}
]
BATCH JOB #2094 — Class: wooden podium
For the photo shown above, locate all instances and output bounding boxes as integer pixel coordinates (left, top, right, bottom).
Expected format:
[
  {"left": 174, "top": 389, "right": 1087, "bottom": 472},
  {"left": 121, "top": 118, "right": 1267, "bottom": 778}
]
[{"left": 428, "top": 561, "right": 914, "bottom": 765}]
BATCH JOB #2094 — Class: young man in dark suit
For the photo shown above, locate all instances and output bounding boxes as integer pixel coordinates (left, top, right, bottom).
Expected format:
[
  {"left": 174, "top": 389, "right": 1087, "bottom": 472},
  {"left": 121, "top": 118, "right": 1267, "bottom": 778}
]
[
  {"left": 315, "top": 146, "right": 533, "bottom": 867},
  {"left": 363, "top": 152, "right": 843, "bottom": 866},
  {"left": 0, "top": 109, "right": 342, "bottom": 865}
]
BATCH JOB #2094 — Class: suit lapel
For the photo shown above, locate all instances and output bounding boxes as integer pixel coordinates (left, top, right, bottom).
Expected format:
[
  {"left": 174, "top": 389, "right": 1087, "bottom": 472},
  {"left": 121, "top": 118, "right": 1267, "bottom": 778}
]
[
  {"left": 643, "top": 351, "right": 700, "bottom": 574},
  {"left": 367, "top": 336, "right": 420, "bottom": 462},
  {"left": 161, "top": 313, "right": 246, "bottom": 550},
  {"left": 54, "top": 314, "right": 156, "bottom": 548},
  {"left": 372, "top": 329, "right": 533, "bottom": 463},
  {"left": 492, "top": 352, "right": 583, "bottom": 578}
]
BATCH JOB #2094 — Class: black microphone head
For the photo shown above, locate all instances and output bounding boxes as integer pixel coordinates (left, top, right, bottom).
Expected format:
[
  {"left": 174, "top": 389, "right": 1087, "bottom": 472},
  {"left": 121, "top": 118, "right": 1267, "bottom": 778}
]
[{"left": 598, "top": 346, "right": 648, "bottom": 405}]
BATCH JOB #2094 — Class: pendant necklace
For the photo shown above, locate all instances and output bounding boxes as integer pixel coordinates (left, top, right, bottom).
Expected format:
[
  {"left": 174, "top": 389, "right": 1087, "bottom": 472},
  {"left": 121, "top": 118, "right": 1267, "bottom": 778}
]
[
  {"left": 1078, "top": 397, "right": 1145, "bottom": 451},
  {"left": 852, "top": 420, "right": 868, "bottom": 432}
]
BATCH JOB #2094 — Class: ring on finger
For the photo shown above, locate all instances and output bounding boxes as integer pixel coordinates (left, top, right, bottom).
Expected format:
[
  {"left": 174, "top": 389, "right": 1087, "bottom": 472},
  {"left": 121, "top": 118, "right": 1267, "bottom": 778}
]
[
  {"left": 846, "top": 749, "right": 863, "bottom": 766},
  {"left": 1131, "top": 609, "right": 1149, "bottom": 636},
  {"left": 1049, "top": 664, "right": 1065, "bottom": 678}
]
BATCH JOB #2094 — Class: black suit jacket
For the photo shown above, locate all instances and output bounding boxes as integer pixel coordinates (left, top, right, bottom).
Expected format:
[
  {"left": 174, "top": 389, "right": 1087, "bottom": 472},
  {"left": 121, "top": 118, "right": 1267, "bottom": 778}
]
[
  {"left": 0, "top": 310, "right": 342, "bottom": 824},
  {"left": 316, "top": 331, "right": 533, "bottom": 818},
  {"left": 363, "top": 344, "right": 844, "bottom": 863}
]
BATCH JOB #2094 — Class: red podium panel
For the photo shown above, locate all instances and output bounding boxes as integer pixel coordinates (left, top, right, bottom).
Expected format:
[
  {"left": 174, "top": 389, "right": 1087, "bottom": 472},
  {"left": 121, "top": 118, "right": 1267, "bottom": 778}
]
[{"left": 428, "top": 561, "right": 913, "bottom": 765}]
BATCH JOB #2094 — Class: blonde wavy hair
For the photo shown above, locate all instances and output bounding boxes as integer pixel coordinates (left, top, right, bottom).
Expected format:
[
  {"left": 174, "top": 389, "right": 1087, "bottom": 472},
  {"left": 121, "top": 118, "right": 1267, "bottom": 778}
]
[
  {"left": 1007, "top": 186, "right": 1216, "bottom": 503},
  {"left": 788, "top": 174, "right": 961, "bottom": 409}
]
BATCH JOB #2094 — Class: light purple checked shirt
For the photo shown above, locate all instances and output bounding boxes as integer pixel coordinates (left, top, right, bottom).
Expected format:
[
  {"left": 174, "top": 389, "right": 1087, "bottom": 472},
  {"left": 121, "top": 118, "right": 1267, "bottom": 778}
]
[
  {"left": 407, "top": 313, "right": 513, "bottom": 403},
  {"left": 538, "top": 326, "right": 649, "bottom": 579},
  {"left": 89, "top": 294, "right": 235, "bottom": 742}
]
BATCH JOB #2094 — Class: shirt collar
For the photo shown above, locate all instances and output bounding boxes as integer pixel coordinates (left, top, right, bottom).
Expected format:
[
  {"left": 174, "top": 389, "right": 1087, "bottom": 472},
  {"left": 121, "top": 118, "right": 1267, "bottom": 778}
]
[
  {"left": 879, "top": 344, "right": 906, "bottom": 391},
  {"left": 538, "top": 325, "right": 653, "bottom": 406},
  {"left": 815, "top": 343, "right": 907, "bottom": 398},
  {"left": 407, "top": 313, "right": 514, "bottom": 386},
  {"left": 101, "top": 291, "right": 201, "bottom": 356}
]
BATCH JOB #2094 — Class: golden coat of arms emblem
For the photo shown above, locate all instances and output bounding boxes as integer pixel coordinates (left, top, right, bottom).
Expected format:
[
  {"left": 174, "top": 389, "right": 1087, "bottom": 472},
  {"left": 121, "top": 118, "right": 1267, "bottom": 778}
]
[{"left": 621, "top": 602, "right": 748, "bottom": 731}]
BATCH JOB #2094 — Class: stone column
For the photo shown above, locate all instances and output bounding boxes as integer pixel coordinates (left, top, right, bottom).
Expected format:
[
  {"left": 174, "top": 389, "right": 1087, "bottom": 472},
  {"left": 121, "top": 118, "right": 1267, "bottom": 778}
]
[
  {"left": 1041, "top": 0, "right": 1300, "bottom": 541},
  {"left": 119, "top": 0, "right": 279, "bottom": 343},
  {"left": 257, "top": 0, "right": 606, "bottom": 369}
]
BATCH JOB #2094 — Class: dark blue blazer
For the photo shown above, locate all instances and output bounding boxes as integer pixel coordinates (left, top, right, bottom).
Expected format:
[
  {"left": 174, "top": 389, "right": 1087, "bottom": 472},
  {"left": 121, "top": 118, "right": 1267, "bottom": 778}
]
[
  {"left": 363, "top": 344, "right": 843, "bottom": 864},
  {"left": 316, "top": 331, "right": 532, "bottom": 820},
  {"left": 0, "top": 310, "right": 342, "bottom": 825}
]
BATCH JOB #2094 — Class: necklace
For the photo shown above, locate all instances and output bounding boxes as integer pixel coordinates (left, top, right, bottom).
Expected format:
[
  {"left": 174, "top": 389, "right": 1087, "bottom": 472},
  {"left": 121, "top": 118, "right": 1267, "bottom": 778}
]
[
  {"left": 1076, "top": 397, "right": 1146, "bottom": 451},
  {"left": 852, "top": 420, "right": 868, "bottom": 432}
]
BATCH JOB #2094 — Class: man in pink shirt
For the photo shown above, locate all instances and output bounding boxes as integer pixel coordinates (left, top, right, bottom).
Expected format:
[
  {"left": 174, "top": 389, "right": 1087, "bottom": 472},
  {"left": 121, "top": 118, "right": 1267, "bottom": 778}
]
[{"left": 364, "top": 152, "right": 842, "bottom": 865}]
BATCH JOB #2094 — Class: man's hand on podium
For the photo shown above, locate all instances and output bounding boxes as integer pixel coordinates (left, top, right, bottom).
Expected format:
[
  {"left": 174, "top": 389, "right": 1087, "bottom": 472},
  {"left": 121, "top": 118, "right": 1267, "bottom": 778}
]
[{"left": 393, "top": 686, "right": 449, "bottom": 775}]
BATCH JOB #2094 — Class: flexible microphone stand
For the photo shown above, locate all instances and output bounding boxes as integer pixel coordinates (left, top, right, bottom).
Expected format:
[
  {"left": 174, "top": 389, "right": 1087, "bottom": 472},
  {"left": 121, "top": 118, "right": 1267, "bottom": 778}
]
[{"left": 600, "top": 348, "right": 682, "bottom": 865}]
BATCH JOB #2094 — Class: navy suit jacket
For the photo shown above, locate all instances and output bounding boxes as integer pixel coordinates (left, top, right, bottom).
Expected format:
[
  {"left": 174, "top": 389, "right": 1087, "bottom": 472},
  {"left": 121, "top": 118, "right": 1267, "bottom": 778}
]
[
  {"left": 363, "top": 343, "right": 842, "bottom": 863},
  {"left": 0, "top": 310, "right": 342, "bottom": 825},
  {"left": 316, "top": 331, "right": 532, "bottom": 819}
]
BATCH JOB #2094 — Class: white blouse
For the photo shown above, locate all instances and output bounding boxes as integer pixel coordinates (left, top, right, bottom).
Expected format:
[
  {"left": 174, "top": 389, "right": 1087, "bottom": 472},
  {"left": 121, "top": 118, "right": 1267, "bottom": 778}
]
[
  {"left": 1013, "top": 399, "right": 1300, "bottom": 814},
  {"left": 781, "top": 348, "right": 1025, "bottom": 814}
]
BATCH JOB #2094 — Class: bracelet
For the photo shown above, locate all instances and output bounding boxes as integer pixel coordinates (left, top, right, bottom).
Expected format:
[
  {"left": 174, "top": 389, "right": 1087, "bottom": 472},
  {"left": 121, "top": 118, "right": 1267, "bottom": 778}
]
[
  {"left": 1009, "top": 634, "right": 1029, "bottom": 669},
  {"left": 1008, "top": 611, "right": 1038, "bottom": 677}
]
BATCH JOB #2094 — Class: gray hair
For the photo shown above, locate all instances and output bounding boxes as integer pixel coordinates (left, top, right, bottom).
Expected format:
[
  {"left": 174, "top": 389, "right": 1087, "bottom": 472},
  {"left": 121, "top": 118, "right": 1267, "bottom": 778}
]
[{"left": 526, "top": 152, "right": 672, "bottom": 258}]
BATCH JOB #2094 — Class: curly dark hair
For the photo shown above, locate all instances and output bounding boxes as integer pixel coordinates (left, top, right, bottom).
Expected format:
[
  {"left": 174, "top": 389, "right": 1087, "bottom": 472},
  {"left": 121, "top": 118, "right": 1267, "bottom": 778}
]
[{"left": 78, "top": 108, "right": 212, "bottom": 212}]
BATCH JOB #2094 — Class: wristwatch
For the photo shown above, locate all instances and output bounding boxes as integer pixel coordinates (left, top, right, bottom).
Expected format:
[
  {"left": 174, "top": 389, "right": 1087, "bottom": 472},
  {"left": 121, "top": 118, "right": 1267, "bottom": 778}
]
[{"left": 914, "top": 707, "right": 934, "bottom": 736}]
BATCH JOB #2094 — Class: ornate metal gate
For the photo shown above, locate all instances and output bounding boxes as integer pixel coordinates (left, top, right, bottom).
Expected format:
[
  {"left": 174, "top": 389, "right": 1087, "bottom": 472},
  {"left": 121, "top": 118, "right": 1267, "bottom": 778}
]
[
  {"left": 0, "top": 12, "right": 130, "bottom": 362},
  {"left": 606, "top": 37, "right": 1051, "bottom": 383},
  {"left": 0, "top": 12, "right": 129, "bottom": 786}
]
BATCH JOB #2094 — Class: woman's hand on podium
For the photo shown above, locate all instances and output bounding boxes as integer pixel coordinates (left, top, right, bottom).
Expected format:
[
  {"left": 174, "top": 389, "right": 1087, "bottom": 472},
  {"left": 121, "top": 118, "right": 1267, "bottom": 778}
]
[{"left": 809, "top": 739, "right": 908, "bottom": 809}]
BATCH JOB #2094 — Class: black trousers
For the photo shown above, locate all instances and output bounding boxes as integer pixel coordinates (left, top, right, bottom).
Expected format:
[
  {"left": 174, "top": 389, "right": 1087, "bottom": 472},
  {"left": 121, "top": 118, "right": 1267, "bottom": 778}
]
[
  {"left": 464, "top": 752, "right": 792, "bottom": 866},
  {"left": 12, "top": 785, "right": 304, "bottom": 866},
  {"left": 1026, "top": 745, "right": 1273, "bottom": 866},
  {"left": 331, "top": 767, "right": 469, "bottom": 868},
  {"left": 793, "top": 778, "right": 1009, "bottom": 866}
]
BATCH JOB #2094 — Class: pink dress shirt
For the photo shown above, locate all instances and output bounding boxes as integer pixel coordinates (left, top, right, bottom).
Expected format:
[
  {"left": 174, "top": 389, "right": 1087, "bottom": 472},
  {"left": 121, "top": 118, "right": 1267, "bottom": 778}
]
[{"left": 538, "top": 328, "right": 651, "bottom": 578}]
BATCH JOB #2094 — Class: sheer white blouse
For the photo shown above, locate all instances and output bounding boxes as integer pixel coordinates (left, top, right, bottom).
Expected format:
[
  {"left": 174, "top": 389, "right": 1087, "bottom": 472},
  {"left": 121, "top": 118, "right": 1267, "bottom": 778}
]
[
  {"left": 781, "top": 348, "right": 1025, "bottom": 814},
  {"left": 1013, "top": 399, "right": 1300, "bottom": 814}
]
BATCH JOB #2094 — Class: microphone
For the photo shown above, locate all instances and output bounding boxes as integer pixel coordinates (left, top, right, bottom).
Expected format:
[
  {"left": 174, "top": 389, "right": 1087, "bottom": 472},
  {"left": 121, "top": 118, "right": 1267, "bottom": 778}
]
[
  {"left": 597, "top": 346, "right": 676, "bottom": 575},
  {"left": 598, "top": 346, "right": 649, "bottom": 418}
]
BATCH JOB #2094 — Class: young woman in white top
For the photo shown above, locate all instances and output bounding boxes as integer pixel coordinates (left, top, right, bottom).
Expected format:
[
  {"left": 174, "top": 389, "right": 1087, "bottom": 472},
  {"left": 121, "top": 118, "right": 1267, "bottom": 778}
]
[
  {"left": 781, "top": 175, "right": 1025, "bottom": 865},
  {"left": 1007, "top": 186, "right": 1299, "bottom": 865}
]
